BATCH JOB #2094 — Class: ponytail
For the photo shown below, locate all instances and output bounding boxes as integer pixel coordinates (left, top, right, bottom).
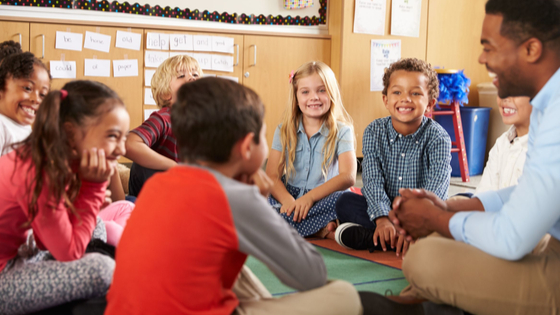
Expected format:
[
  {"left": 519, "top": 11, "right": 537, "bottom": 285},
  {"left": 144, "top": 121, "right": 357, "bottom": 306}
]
[{"left": 16, "top": 90, "right": 79, "bottom": 225}]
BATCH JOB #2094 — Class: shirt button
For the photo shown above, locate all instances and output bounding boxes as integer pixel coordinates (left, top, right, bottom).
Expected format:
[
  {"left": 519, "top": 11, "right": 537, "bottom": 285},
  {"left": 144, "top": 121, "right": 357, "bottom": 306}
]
[
  {"left": 390, "top": 139, "right": 394, "bottom": 142},
  {"left": 398, "top": 176, "right": 402, "bottom": 180},
  {"left": 399, "top": 135, "right": 402, "bottom": 138},
  {"left": 416, "top": 141, "right": 419, "bottom": 144},
  {"left": 401, "top": 153, "right": 405, "bottom": 157}
]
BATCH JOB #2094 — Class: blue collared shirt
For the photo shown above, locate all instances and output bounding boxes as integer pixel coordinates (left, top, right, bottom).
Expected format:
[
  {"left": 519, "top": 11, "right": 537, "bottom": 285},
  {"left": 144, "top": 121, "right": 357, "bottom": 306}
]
[
  {"left": 362, "top": 116, "right": 451, "bottom": 221},
  {"left": 449, "top": 67, "right": 560, "bottom": 260},
  {"left": 271, "top": 120, "right": 354, "bottom": 199}
]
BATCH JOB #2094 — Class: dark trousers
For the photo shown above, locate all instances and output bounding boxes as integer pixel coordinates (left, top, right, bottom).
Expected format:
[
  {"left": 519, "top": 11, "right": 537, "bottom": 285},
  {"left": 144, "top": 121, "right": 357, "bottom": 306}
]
[
  {"left": 128, "top": 162, "right": 161, "bottom": 197},
  {"left": 335, "top": 192, "right": 377, "bottom": 230}
]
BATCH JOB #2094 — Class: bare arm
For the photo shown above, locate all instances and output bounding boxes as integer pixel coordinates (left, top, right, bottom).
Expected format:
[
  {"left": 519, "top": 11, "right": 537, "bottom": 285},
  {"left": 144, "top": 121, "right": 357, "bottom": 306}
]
[
  {"left": 125, "top": 133, "right": 177, "bottom": 171},
  {"left": 265, "top": 149, "right": 295, "bottom": 205},
  {"left": 107, "top": 170, "right": 126, "bottom": 202}
]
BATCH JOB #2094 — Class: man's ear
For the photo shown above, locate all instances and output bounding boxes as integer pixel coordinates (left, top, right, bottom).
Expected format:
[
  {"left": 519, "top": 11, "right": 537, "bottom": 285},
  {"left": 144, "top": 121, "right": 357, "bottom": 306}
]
[
  {"left": 239, "top": 132, "right": 255, "bottom": 161},
  {"left": 522, "top": 38, "right": 543, "bottom": 63}
]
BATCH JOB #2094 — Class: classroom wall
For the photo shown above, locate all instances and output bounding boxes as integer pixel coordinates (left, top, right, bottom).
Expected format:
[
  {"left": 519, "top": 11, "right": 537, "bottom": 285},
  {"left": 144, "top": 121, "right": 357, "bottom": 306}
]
[{"left": 330, "top": 0, "right": 494, "bottom": 156}]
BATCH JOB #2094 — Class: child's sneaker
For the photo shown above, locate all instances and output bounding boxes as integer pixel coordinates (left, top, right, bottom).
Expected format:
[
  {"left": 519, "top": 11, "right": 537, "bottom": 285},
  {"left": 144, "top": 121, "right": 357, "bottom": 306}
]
[{"left": 334, "top": 223, "right": 375, "bottom": 251}]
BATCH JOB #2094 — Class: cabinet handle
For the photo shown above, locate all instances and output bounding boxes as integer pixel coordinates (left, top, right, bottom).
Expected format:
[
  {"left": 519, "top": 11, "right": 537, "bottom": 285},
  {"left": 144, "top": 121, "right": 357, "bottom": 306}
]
[
  {"left": 16, "top": 33, "right": 22, "bottom": 45},
  {"left": 234, "top": 44, "right": 239, "bottom": 66},
  {"left": 250, "top": 45, "right": 257, "bottom": 67},
  {"left": 40, "top": 34, "right": 45, "bottom": 59}
]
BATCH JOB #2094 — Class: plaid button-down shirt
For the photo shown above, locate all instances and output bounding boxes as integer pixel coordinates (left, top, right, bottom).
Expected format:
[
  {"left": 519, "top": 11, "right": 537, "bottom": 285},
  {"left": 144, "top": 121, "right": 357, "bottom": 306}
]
[{"left": 361, "top": 116, "right": 451, "bottom": 221}]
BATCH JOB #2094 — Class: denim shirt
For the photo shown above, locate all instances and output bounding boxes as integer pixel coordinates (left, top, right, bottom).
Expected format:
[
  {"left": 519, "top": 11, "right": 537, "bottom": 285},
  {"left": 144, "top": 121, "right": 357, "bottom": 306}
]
[{"left": 272, "top": 120, "right": 354, "bottom": 199}]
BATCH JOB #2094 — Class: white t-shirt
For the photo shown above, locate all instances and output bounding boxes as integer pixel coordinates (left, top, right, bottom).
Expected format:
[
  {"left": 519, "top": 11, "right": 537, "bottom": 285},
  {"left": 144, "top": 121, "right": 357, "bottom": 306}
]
[
  {"left": 475, "top": 125, "right": 528, "bottom": 194},
  {"left": 0, "top": 114, "right": 31, "bottom": 156}
]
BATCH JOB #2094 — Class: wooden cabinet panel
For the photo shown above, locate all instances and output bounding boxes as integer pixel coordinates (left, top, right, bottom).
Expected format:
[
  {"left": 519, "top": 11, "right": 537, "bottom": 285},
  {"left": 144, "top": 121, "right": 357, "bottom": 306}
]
[
  {"left": 29, "top": 23, "right": 144, "bottom": 129},
  {"left": 141, "top": 29, "right": 244, "bottom": 120},
  {"left": 0, "top": 21, "right": 29, "bottom": 51},
  {"left": 243, "top": 35, "right": 331, "bottom": 148}
]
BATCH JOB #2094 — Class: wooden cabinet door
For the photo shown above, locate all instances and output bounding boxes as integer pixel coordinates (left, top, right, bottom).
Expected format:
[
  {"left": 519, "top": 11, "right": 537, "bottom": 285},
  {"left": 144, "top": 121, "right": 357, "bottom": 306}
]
[
  {"left": 242, "top": 35, "right": 331, "bottom": 148},
  {"left": 0, "top": 21, "right": 29, "bottom": 51},
  {"left": 29, "top": 23, "right": 144, "bottom": 129},
  {"left": 141, "top": 29, "right": 243, "bottom": 120}
]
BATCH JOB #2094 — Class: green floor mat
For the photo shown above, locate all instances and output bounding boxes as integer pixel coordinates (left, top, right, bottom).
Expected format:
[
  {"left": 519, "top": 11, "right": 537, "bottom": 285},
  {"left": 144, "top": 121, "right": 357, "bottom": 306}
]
[{"left": 245, "top": 246, "right": 408, "bottom": 296}]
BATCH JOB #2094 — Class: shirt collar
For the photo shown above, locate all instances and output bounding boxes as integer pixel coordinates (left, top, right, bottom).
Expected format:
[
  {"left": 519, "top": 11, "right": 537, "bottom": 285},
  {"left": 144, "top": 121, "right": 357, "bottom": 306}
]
[
  {"left": 297, "top": 116, "right": 329, "bottom": 137},
  {"left": 531, "top": 67, "right": 560, "bottom": 110},
  {"left": 387, "top": 116, "right": 428, "bottom": 142},
  {"left": 506, "top": 125, "right": 517, "bottom": 142}
]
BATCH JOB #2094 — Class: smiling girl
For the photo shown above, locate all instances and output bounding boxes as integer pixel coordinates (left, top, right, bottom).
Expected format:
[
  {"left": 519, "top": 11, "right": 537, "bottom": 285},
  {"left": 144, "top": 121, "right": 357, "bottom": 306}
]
[
  {"left": 0, "top": 52, "right": 50, "bottom": 155},
  {"left": 0, "top": 80, "right": 130, "bottom": 314},
  {"left": 265, "top": 61, "right": 356, "bottom": 239}
]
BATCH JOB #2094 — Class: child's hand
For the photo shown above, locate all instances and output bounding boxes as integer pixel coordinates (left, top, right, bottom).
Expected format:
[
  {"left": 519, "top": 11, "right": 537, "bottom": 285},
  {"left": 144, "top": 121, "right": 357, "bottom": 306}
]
[
  {"left": 280, "top": 199, "right": 296, "bottom": 214},
  {"left": 287, "top": 194, "right": 314, "bottom": 222},
  {"left": 395, "top": 234, "right": 415, "bottom": 258},
  {"left": 79, "top": 148, "right": 115, "bottom": 183},
  {"left": 373, "top": 217, "right": 396, "bottom": 251},
  {"left": 236, "top": 169, "right": 274, "bottom": 197}
]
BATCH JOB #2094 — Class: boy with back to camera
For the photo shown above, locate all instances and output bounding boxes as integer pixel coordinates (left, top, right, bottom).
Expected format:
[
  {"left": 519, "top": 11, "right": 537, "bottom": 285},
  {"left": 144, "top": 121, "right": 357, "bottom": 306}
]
[
  {"left": 106, "top": 77, "right": 362, "bottom": 315},
  {"left": 334, "top": 58, "right": 452, "bottom": 257}
]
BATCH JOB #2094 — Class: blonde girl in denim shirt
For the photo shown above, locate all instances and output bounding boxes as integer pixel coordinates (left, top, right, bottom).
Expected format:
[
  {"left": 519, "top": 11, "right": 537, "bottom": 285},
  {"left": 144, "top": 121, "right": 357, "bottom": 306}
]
[{"left": 265, "top": 61, "right": 356, "bottom": 239}]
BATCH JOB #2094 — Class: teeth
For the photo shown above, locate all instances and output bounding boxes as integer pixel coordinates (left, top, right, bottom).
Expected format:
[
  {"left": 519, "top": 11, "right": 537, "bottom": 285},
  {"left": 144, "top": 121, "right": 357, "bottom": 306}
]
[
  {"left": 503, "top": 108, "right": 517, "bottom": 114},
  {"left": 398, "top": 108, "right": 413, "bottom": 113},
  {"left": 21, "top": 107, "right": 36, "bottom": 116}
]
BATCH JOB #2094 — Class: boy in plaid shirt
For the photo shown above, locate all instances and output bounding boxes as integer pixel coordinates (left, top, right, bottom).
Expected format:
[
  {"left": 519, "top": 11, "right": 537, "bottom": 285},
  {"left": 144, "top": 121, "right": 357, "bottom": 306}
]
[{"left": 334, "top": 58, "right": 451, "bottom": 257}]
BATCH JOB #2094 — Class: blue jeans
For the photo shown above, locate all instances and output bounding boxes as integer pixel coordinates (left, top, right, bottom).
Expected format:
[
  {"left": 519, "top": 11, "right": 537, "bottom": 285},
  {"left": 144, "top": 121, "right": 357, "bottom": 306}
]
[{"left": 335, "top": 192, "right": 376, "bottom": 230}]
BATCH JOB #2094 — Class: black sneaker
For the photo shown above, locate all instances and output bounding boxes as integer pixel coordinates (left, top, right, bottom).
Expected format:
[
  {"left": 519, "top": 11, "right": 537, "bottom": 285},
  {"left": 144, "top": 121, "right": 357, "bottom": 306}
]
[{"left": 334, "top": 223, "right": 375, "bottom": 251}]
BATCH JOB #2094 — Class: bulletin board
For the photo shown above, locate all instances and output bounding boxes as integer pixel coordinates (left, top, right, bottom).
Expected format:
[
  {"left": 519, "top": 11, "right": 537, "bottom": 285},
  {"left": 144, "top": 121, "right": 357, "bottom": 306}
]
[{"left": 0, "top": 0, "right": 328, "bottom": 26}]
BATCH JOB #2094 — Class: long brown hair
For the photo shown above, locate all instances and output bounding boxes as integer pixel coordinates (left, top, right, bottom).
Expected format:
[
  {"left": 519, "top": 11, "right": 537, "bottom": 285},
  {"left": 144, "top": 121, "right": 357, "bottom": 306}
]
[{"left": 15, "top": 80, "right": 123, "bottom": 225}]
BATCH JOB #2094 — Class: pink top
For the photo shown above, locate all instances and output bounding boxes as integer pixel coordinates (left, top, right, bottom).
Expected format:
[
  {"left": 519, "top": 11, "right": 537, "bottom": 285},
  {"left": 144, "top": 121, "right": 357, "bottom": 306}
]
[{"left": 0, "top": 150, "right": 106, "bottom": 271}]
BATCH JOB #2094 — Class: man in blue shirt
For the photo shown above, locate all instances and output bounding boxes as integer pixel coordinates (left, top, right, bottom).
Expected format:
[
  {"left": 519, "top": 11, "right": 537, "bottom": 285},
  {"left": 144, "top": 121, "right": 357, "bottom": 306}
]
[{"left": 359, "top": 0, "right": 560, "bottom": 314}]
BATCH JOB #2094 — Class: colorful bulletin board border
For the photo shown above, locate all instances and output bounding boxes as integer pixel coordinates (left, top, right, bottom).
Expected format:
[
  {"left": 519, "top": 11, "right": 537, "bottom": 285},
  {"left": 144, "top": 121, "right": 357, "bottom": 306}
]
[{"left": 0, "top": 0, "right": 327, "bottom": 26}]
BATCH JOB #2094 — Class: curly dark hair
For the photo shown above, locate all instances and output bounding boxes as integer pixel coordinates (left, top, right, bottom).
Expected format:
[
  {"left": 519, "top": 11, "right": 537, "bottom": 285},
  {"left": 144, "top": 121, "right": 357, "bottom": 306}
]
[
  {"left": 486, "top": 0, "right": 560, "bottom": 50},
  {"left": 382, "top": 58, "right": 439, "bottom": 101},
  {"left": 0, "top": 40, "right": 22, "bottom": 64},
  {"left": 0, "top": 52, "right": 50, "bottom": 91}
]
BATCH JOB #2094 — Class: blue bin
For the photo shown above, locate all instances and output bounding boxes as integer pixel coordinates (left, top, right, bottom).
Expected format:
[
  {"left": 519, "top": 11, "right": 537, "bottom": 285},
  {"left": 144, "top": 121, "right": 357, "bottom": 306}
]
[{"left": 433, "top": 107, "right": 491, "bottom": 176}]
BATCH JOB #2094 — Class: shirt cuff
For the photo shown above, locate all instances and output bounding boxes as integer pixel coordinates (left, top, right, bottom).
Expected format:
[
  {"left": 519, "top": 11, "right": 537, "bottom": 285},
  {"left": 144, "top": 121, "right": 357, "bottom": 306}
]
[
  {"left": 474, "top": 190, "right": 504, "bottom": 213},
  {"left": 449, "top": 211, "right": 471, "bottom": 242}
]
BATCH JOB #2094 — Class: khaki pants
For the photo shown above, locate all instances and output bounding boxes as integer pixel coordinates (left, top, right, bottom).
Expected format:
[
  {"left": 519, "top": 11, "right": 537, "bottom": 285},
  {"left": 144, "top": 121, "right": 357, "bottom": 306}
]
[
  {"left": 233, "top": 266, "right": 363, "bottom": 315},
  {"left": 401, "top": 233, "right": 560, "bottom": 315}
]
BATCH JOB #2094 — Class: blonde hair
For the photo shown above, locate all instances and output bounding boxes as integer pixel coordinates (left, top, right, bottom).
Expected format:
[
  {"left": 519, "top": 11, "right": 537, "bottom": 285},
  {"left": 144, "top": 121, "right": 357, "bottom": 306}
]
[
  {"left": 151, "top": 55, "right": 202, "bottom": 108},
  {"left": 278, "top": 61, "right": 355, "bottom": 181}
]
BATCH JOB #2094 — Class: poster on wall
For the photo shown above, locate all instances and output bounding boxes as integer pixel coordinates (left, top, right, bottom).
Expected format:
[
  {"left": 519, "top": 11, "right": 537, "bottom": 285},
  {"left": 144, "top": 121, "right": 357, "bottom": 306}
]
[
  {"left": 353, "top": 0, "right": 386, "bottom": 35},
  {"left": 390, "top": 0, "right": 422, "bottom": 38},
  {"left": 370, "top": 40, "right": 401, "bottom": 91}
]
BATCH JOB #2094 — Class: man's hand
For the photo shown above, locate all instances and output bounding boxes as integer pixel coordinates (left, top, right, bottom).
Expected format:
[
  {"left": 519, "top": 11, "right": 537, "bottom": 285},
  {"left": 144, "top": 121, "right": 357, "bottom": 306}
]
[
  {"left": 373, "top": 217, "right": 395, "bottom": 251},
  {"left": 394, "top": 197, "right": 454, "bottom": 239}
]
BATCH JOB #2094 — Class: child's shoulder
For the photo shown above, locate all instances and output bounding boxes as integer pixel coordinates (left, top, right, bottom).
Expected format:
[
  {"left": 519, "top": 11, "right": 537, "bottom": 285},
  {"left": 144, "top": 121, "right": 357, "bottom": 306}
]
[
  {"left": 364, "top": 116, "right": 392, "bottom": 134},
  {"left": 423, "top": 118, "right": 451, "bottom": 141}
]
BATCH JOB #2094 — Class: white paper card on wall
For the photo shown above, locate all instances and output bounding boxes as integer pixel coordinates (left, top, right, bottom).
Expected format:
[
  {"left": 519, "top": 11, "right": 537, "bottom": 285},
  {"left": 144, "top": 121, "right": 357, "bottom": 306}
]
[
  {"left": 211, "top": 54, "right": 234, "bottom": 73},
  {"left": 144, "top": 109, "right": 159, "bottom": 121},
  {"left": 203, "top": 74, "right": 217, "bottom": 78},
  {"left": 115, "top": 31, "right": 141, "bottom": 51},
  {"left": 193, "top": 35, "right": 212, "bottom": 52},
  {"left": 55, "top": 31, "right": 83, "bottom": 51},
  {"left": 50, "top": 61, "right": 77, "bottom": 79},
  {"left": 212, "top": 37, "right": 234, "bottom": 54},
  {"left": 145, "top": 51, "right": 170, "bottom": 68},
  {"left": 83, "top": 31, "right": 111, "bottom": 53},
  {"left": 169, "top": 51, "right": 194, "bottom": 58},
  {"left": 353, "top": 0, "right": 386, "bottom": 35},
  {"left": 170, "top": 34, "right": 193, "bottom": 51},
  {"left": 370, "top": 40, "right": 401, "bottom": 91},
  {"left": 84, "top": 59, "right": 110, "bottom": 77},
  {"left": 146, "top": 32, "right": 170, "bottom": 50},
  {"left": 193, "top": 53, "right": 212, "bottom": 70},
  {"left": 391, "top": 0, "right": 422, "bottom": 37},
  {"left": 145, "top": 69, "right": 156, "bottom": 86},
  {"left": 144, "top": 88, "right": 156, "bottom": 105},
  {"left": 219, "top": 75, "right": 239, "bottom": 83},
  {"left": 113, "top": 59, "right": 138, "bottom": 77}
]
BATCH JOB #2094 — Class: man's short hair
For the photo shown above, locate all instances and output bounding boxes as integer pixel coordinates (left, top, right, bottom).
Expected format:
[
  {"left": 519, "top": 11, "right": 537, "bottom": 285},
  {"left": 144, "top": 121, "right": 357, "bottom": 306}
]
[
  {"left": 486, "top": 0, "right": 560, "bottom": 50},
  {"left": 171, "top": 77, "right": 264, "bottom": 164}
]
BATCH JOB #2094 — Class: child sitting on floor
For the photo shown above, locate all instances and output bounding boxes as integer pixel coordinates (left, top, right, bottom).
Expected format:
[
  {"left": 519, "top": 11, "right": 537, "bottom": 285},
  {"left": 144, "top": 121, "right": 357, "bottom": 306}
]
[
  {"left": 334, "top": 58, "right": 451, "bottom": 257},
  {"left": 125, "top": 55, "right": 202, "bottom": 197},
  {"left": 106, "top": 77, "right": 361, "bottom": 315},
  {"left": 0, "top": 80, "right": 130, "bottom": 314},
  {"left": 475, "top": 96, "right": 532, "bottom": 193},
  {"left": 265, "top": 61, "right": 356, "bottom": 239}
]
